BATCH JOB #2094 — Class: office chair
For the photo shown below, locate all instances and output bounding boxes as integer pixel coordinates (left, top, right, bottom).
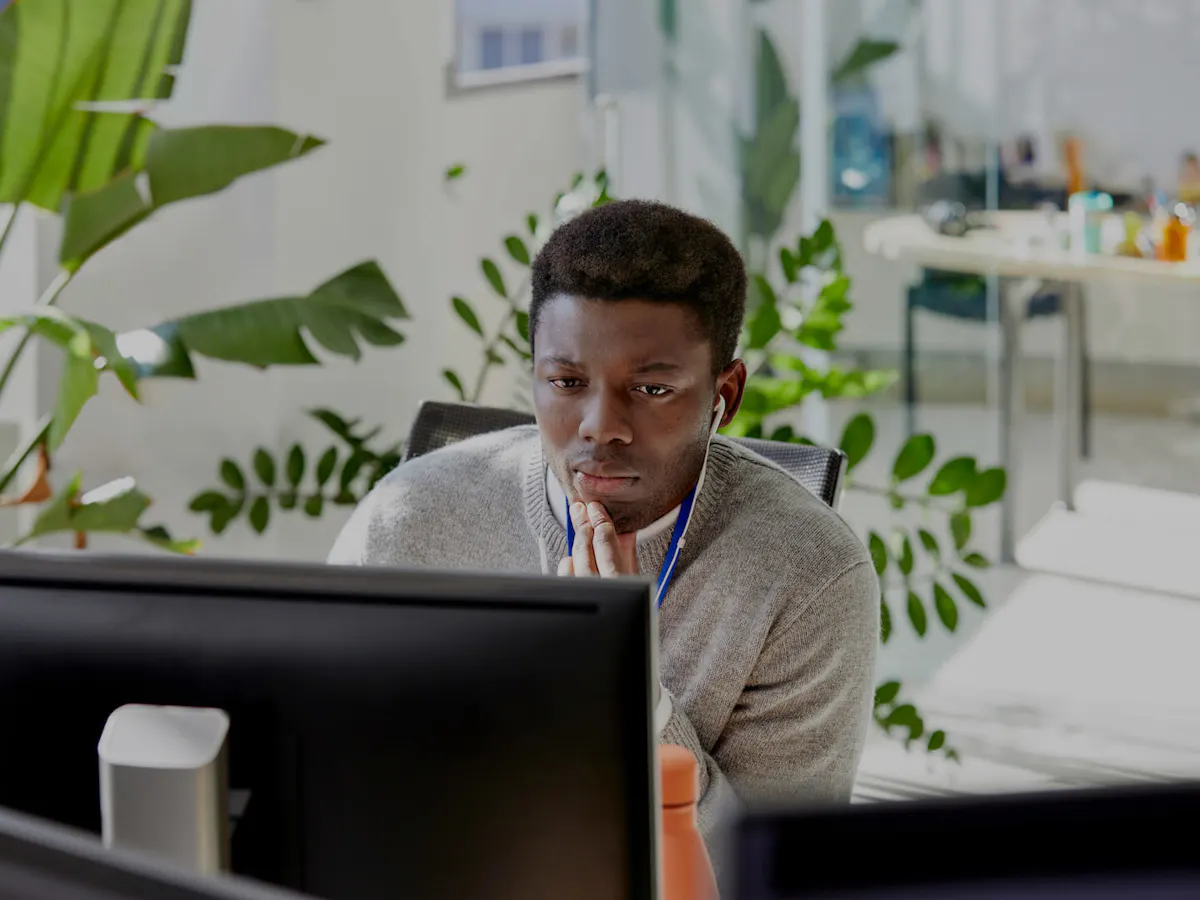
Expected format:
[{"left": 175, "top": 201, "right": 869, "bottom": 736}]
[
  {"left": 404, "top": 400, "right": 848, "bottom": 509},
  {"left": 904, "top": 268, "right": 1092, "bottom": 457}
]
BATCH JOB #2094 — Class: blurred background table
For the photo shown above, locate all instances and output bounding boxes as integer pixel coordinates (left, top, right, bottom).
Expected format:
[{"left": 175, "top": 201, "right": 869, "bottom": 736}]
[{"left": 865, "top": 211, "right": 1200, "bottom": 563}]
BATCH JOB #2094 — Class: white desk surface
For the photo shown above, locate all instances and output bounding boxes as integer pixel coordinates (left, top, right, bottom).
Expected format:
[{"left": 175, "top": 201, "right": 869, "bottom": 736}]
[{"left": 864, "top": 212, "right": 1200, "bottom": 288}]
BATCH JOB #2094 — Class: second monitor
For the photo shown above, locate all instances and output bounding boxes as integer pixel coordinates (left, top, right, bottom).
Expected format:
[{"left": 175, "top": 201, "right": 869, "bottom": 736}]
[{"left": 0, "top": 551, "right": 658, "bottom": 900}]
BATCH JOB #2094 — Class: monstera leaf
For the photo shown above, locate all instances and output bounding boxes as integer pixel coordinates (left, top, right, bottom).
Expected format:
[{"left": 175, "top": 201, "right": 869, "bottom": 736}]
[{"left": 0, "top": 0, "right": 190, "bottom": 211}]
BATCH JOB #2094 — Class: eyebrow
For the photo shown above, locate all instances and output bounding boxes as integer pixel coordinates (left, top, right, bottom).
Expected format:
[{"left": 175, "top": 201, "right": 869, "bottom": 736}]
[
  {"left": 539, "top": 355, "right": 581, "bottom": 370},
  {"left": 537, "top": 356, "right": 684, "bottom": 375},
  {"left": 631, "top": 361, "right": 684, "bottom": 375}
]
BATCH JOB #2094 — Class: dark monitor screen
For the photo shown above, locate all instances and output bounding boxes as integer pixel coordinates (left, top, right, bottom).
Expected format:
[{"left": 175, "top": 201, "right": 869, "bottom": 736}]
[
  {"left": 0, "top": 804, "right": 309, "bottom": 900},
  {"left": 0, "top": 551, "right": 657, "bottom": 900},
  {"left": 732, "top": 781, "right": 1200, "bottom": 899}
]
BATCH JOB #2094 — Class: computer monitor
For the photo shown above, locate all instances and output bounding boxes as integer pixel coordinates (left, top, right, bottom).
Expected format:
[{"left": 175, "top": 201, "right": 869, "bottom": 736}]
[
  {"left": 0, "top": 803, "right": 310, "bottom": 900},
  {"left": 731, "top": 781, "right": 1200, "bottom": 899},
  {"left": 0, "top": 551, "right": 657, "bottom": 900}
]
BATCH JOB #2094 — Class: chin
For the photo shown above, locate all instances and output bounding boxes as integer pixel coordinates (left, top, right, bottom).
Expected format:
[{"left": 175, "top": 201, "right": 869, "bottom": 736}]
[{"left": 606, "top": 504, "right": 661, "bottom": 534}]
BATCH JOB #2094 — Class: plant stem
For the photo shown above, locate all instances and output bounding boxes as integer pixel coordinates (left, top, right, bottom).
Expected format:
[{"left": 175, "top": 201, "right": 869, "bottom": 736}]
[
  {"left": 0, "top": 413, "right": 51, "bottom": 496},
  {"left": 881, "top": 571, "right": 942, "bottom": 592},
  {"left": 0, "top": 205, "right": 21, "bottom": 267},
  {"left": 468, "top": 308, "right": 515, "bottom": 403},
  {"left": 0, "top": 269, "right": 74, "bottom": 403},
  {"left": 849, "top": 482, "right": 955, "bottom": 512},
  {"left": 468, "top": 275, "right": 530, "bottom": 404}
]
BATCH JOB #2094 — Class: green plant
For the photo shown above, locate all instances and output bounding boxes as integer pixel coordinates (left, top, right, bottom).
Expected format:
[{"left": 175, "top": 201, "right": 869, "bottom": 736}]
[
  {"left": 196, "top": 170, "right": 1004, "bottom": 762},
  {"left": 0, "top": 0, "right": 406, "bottom": 550},
  {"left": 741, "top": 30, "right": 899, "bottom": 255},
  {"left": 190, "top": 410, "right": 402, "bottom": 536}
]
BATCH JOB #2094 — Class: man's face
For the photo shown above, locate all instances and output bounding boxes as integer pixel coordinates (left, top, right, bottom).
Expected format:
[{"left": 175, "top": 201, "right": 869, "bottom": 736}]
[{"left": 532, "top": 295, "right": 745, "bottom": 533}]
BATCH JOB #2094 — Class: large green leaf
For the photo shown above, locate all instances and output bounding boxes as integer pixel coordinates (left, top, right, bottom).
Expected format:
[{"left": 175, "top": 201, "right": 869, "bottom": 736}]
[
  {"left": 60, "top": 124, "right": 325, "bottom": 266},
  {"left": 58, "top": 169, "right": 149, "bottom": 267},
  {"left": 147, "top": 125, "right": 324, "bottom": 206},
  {"left": 743, "top": 29, "right": 800, "bottom": 241},
  {"left": 127, "top": 260, "right": 408, "bottom": 374},
  {"left": 0, "top": 0, "right": 190, "bottom": 211},
  {"left": 753, "top": 28, "right": 789, "bottom": 134}
]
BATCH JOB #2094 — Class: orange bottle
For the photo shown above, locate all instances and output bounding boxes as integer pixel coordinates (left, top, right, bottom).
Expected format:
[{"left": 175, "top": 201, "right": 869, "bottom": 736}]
[
  {"left": 1064, "top": 137, "right": 1085, "bottom": 195},
  {"left": 659, "top": 745, "right": 718, "bottom": 900},
  {"left": 1161, "top": 212, "right": 1190, "bottom": 262}
]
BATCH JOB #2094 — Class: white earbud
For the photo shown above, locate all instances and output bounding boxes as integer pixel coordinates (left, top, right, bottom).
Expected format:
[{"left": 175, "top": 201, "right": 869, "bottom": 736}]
[{"left": 710, "top": 396, "right": 726, "bottom": 438}]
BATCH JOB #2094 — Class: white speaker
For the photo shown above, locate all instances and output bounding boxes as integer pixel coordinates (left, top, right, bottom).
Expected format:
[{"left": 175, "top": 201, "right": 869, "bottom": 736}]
[{"left": 98, "top": 704, "right": 230, "bottom": 875}]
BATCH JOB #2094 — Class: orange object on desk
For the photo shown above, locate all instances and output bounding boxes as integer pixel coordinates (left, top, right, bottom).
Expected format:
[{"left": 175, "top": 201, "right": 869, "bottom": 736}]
[
  {"left": 660, "top": 745, "right": 718, "bottom": 900},
  {"left": 1161, "top": 213, "right": 1190, "bottom": 262},
  {"left": 1064, "top": 137, "right": 1085, "bottom": 195}
]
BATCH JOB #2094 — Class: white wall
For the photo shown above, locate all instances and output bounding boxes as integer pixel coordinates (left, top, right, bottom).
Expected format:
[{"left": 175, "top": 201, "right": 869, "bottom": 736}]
[{"left": 27, "top": 0, "right": 587, "bottom": 561}]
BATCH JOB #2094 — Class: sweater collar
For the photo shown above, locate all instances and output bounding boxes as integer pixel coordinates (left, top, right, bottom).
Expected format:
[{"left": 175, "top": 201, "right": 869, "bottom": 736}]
[{"left": 521, "top": 434, "right": 739, "bottom": 580}]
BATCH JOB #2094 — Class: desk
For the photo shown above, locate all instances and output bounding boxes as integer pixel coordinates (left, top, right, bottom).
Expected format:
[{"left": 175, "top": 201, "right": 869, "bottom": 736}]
[{"left": 864, "top": 212, "right": 1200, "bottom": 563}]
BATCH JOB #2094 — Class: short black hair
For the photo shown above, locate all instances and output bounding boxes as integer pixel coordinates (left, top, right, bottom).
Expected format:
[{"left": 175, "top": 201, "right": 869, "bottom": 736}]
[{"left": 529, "top": 199, "right": 746, "bottom": 372}]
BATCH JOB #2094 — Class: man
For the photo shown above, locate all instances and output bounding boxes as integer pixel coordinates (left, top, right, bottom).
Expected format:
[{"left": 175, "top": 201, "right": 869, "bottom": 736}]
[{"left": 330, "top": 199, "right": 879, "bottom": 844}]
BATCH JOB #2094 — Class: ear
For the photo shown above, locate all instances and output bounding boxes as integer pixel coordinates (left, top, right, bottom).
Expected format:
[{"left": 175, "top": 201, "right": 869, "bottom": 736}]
[{"left": 714, "top": 360, "right": 747, "bottom": 429}]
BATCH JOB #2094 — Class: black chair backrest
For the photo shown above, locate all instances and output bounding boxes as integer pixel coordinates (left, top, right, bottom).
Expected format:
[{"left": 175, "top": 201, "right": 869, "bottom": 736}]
[{"left": 403, "top": 401, "right": 847, "bottom": 508}]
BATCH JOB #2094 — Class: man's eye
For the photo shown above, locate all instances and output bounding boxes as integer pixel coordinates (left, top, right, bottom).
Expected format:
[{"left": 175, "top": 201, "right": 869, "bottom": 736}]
[
  {"left": 636, "top": 385, "right": 672, "bottom": 397},
  {"left": 550, "top": 378, "right": 582, "bottom": 389}
]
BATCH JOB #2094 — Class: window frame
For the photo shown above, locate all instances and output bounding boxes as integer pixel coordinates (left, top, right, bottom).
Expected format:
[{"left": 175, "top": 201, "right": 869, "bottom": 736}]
[{"left": 449, "top": 0, "right": 589, "bottom": 94}]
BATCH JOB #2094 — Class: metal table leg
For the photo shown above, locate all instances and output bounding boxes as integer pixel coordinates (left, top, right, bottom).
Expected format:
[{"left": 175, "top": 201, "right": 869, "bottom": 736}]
[
  {"left": 998, "top": 281, "right": 1023, "bottom": 564},
  {"left": 1058, "top": 282, "right": 1084, "bottom": 510}
]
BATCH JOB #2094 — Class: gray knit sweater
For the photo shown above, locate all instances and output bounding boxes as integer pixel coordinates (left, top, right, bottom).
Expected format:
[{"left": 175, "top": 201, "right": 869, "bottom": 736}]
[{"left": 329, "top": 426, "right": 879, "bottom": 845}]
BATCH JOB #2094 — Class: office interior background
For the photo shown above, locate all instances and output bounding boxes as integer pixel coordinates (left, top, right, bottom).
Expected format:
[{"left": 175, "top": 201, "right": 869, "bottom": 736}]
[{"left": 2, "top": 0, "right": 1200, "bottom": 821}]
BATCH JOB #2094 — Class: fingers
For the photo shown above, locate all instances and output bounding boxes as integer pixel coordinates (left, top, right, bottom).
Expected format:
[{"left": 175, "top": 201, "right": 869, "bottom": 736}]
[
  {"left": 587, "top": 502, "right": 621, "bottom": 578},
  {"left": 557, "top": 556, "right": 572, "bottom": 576},
  {"left": 570, "top": 501, "right": 597, "bottom": 576}
]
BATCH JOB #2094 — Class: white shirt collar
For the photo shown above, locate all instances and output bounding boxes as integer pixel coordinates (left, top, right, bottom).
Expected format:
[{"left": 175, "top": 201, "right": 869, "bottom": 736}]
[{"left": 545, "top": 467, "right": 679, "bottom": 544}]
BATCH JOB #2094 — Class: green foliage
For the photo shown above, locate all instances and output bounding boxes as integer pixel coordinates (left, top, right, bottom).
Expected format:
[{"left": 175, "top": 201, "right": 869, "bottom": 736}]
[
  {"left": 893, "top": 435, "right": 936, "bottom": 482},
  {"left": 17, "top": 472, "right": 197, "bottom": 553},
  {"left": 0, "top": 1, "right": 404, "bottom": 553},
  {"left": 60, "top": 125, "right": 324, "bottom": 267},
  {"left": 440, "top": 171, "right": 611, "bottom": 406},
  {"left": 832, "top": 39, "right": 901, "bottom": 87},
  {"left": 189, "top": 410, "right": 402, "bottom": 535},
  {"left": 0, "top": 0, "right": 190, "bottom": 212},
  {"left": 739, "top": 34, "right": 900, "bottom": 248},
  {"left": 874, "top": 680, "right": 958, "bottom": 760},
  {"left": 906, "top": 590, "right": 927, "bottom": 637},
  {"left": 741, "top": 29, "right": 799, "bottom": 243},
  {"left": 133, "top": 261, "right": 408, "bottom": 375}
]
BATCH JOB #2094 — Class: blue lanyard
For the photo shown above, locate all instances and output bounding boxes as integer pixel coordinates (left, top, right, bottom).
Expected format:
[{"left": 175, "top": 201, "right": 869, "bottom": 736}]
[{"left": 566, "top": 486, "right": 697, "bottom": 609}]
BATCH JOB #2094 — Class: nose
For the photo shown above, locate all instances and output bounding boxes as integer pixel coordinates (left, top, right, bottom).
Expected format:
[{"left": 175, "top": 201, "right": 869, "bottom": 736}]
[{"left": 578, "top": 391, "right": 633, "bottom": 445}]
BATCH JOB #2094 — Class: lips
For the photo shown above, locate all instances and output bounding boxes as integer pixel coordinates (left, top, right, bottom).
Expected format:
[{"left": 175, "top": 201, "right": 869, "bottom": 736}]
[
  {"left": 573, "top": 465, "right": 639, "bottom": 498},
  {"left": 574, "top": 463, "right": 637, "bottom": 479}
]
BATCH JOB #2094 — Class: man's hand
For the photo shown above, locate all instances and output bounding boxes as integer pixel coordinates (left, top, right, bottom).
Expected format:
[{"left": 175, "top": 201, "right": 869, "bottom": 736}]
[
  {"left": 558, "top": 501, "right": 662, "bottom": 714},
  {"left": 557, "top": 501, "right": 640, "bottom": 578}
]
